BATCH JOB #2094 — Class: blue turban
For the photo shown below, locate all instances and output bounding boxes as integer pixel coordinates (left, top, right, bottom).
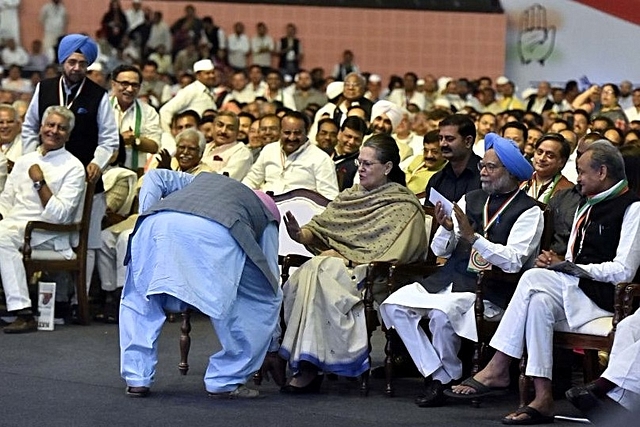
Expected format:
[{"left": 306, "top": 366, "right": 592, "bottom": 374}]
[
  {"left": 484, "top": 132, "right": 533, "bottom": 181},
  {"left": 58, "top": 34, "right": 98, "bottom": 65}
]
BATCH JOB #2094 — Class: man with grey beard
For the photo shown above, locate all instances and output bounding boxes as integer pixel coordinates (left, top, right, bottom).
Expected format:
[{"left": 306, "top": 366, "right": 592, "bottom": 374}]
[{"left": 380, "top": 133, "right": 542, "bottom": 408}]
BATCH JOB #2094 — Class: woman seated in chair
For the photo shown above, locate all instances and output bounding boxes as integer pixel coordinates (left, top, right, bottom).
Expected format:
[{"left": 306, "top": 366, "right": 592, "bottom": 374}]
[{"left": 278, "top": 134, "right": 428, "bottom": 393}]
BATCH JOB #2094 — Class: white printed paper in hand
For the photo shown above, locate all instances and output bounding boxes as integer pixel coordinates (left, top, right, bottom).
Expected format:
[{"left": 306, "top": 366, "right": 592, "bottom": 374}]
[
  {"left": 37, "top": 281, "right": 56, "bottom": 331},
  {"left": 429, "top": 187, "right": 454, "bottom": 217}
]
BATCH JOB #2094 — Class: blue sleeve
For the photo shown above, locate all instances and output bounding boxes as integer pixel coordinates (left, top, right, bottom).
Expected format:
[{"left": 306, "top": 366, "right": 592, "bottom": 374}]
[{"left": 138, "top": 169, "right": 195, "bottom": 213}]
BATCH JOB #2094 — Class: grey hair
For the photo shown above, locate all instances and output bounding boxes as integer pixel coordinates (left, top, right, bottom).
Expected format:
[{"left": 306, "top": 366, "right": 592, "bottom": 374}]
[
  {"left": 42, "top": 106, "right": 75, "bottom": 133},
  {"left": 0, "top": 103, "right": 18, "bottom": 120},
  {"left": 584, "top": 139, "right": 626, "bottom": 182},
  {"left": 175, "top": 128, "right": 206, "bottom": 156},
  {"left": 345, "top": 72, "right": 366, "bottom": 87}
]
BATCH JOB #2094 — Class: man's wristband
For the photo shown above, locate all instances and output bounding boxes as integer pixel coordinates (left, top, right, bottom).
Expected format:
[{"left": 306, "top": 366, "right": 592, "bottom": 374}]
[{"left": 468, "top": 233, "right": 480, "bottom": 245}]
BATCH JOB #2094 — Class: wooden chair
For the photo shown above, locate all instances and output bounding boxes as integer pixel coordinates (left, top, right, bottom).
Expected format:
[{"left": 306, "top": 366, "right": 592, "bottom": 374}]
[
  {"left": 273, "top": 204, "right": 438, "bottom": 396},
  {"left": 358, "top": 205, "right": 440, "bottom": 396},
  {"left": 471, "top": 202, "right": 554, "bottom": 379},
  {"left": 179, "top": 189, "right": 331, "bottom": 377},
  {"left": 22, "top": 179, "right": 96, "bottom": 326},
  {"left": 519, "top": 282, "right": 640, "bottom": 406}
]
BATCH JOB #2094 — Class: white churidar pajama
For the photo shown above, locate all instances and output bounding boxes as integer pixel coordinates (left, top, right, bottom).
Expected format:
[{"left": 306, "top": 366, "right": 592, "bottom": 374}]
[{"left": 603, "top": 309, "right": 640, "bottom": 410}]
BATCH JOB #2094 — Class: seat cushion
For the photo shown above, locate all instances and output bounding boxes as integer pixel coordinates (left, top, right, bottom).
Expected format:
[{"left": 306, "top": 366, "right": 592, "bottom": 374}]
[
  {"left": 554, "top": 316, "right": 613, "bottom": 336},
  {"left": 29, "top": 249, "right": 77, "bottom": 261}
]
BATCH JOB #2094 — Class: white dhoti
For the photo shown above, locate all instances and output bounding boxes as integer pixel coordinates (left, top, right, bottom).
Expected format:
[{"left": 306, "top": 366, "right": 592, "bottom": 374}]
[
  {"left": 603, "top": 309, "right": 640, "bottom": 410},
  {"left": 380, "top": 283, "right": 476, "bottom": 383},
  {"left": 279, "top": 256, "right": 370, "bottom": 377},
  {"left": 489, "top": 268, "right": 611, "bottom": 380},
  {"left": 96, "top": 217, "right": 136, "bottom": 291}
]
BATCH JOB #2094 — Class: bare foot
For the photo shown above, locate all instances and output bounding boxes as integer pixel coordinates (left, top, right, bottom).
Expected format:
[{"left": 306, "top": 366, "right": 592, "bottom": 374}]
[
  {"left": 503, "top": 398, "right": 554, "bottom": 422},
  {"left": 449, "top": 369, "right": 510, "bottom": 395}
]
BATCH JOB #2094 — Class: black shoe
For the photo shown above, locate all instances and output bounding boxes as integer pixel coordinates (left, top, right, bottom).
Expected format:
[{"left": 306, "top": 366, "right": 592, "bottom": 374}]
[
  {"left": 415, "top": 380, "right": 451, "bottom": 407},
  {"left": 566, "top": 383, "right": 604, "bottom": 413},
  {"left": 126, "top": 386, "right": 150, "bottom": 398},
  {"left": 280, "top": 375, "right": 324, "bottom": 395}
]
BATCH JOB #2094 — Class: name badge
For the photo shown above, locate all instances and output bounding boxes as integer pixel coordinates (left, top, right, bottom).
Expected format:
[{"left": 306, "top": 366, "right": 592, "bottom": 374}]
[{"left": 467, "top": 247, "right": 491, "bottom": 273}]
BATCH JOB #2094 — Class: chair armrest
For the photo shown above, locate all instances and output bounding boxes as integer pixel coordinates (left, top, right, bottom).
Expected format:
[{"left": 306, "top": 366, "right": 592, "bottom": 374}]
[
  {"left": 280, "top": 254, "right": 311, "bottom": 285},
  {"left": 23, "top": 221, "right": 81, "bottom": 259},
  {"left": 620, "top": 282, "right": 640, "bottom": 322}
]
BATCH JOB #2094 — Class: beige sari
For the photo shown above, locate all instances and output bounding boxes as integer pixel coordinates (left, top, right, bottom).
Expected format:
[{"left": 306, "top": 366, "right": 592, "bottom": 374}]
[{"left": 279, "top": 182, "right": 427, "bottom": 376}]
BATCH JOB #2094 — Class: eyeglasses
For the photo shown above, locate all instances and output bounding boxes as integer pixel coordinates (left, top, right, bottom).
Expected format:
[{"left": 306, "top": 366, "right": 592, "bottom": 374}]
[
  {"left": 344, "top": 82, "right": 362, "bottom": 89},
  {"left": 355, "top": 159, "right": 383, "bottom": 168},
  {"left": 114, "top": 80, "right": 141, "bottom": 90},
  {"left": 0, "top": 120, "right": 16, "bottom": 125},
  {"left": 477, "top": 161, "right": 504, "bottom": 173}
]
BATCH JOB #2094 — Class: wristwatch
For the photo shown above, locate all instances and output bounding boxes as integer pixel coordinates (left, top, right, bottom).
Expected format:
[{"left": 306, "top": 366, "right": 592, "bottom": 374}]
[
  {"left": 134, "top": 137, "right": 141, "bottom": 146},
  {"left": 33, "top": 179, "right": 46, "bottom": 191}
]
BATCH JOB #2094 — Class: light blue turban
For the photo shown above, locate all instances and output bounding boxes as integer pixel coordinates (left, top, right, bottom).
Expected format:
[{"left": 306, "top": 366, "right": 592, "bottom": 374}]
[
  {"left": 484, "top": 132, "right": 533, "bottom": 181},
  {"left": 58, "top": 34, "right": 98, "bottom": 65}
]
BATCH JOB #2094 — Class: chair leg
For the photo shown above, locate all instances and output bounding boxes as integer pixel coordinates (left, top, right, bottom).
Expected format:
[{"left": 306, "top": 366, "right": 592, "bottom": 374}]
[
  {"left": 519, "top": 352, "right": 531, "bottom": 407},
  {"left": 471, "top": 340, "right": 483, "bottom": 407},
  {"left": 583, "top": 350, "right": 601, "bottom": 383},
  {"left": 76, "top": 269, "right": 90, "bottom": 325},
  {"left": 383, "top": 326, "right": 395, "bottom": 397},
  {"left": 178, "top": 309, "right": 191, "bottom": 375}
]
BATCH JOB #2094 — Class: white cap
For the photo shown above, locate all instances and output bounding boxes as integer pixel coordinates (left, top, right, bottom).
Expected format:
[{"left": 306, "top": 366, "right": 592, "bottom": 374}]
[
  {"left": 284, "top": 74, "right": 293, "bottom": 83},
  {"left": 434, "top": 97, "right": 452, "bottom": 109},
  {"left": 193, "top": 59, "right": 214, "bottom": 73},
  {"left": 326, "top": 81, "right": 344, "bottom": 99},
  {"left": 368, "top": 74, "right": 382, "bottom": 83},
  {"left": 417, "top": 78, "right": 426, "bottom": 86},
  {"left": 87, "top": 61, "right": 103, "bottom": 72},
  {"left": 133, "top": 0, "right": 141, "bottom": 3},
  {"left": 496, "top": 76, "right": 510, "bottom": 85}
]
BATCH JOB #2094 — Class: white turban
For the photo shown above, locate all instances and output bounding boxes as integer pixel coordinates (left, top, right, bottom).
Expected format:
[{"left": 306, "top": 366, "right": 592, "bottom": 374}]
[{"left": 371, "top": 100, "right": 403, "bottom": 131}]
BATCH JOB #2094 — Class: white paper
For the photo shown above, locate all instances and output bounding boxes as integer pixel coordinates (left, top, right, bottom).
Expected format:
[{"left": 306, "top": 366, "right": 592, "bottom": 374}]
[
  {"left": 429, "top": 187, "right": 454, "bottom": 217},
  {"left": 37, "top": 281, "right": 56, "bottom": 331}
]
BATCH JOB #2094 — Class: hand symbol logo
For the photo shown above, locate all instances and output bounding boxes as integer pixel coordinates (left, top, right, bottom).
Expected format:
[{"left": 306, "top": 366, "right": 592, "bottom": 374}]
[{"left": 518, "top": 4, "right": 556, "bottom": 66}]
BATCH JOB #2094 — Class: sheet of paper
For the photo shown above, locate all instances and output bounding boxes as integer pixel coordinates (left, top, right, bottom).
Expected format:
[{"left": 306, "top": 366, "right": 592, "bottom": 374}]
[{"left": 429, "top": 187, "right": 454, "bottom": 217}]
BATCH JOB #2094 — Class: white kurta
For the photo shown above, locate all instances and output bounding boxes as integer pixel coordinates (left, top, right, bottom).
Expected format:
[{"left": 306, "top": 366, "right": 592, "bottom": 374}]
[
  {"left": 0, "top": 0, "right": 20, "bottom": 43},
  {"left": 603, "top": 309, "right": 640, "bottom": 410},
  {"left": 242, "top": 140, "right": 339, "bottom": 200},
  {"left": 0, "top": 147, "right": 85, "bottom": 312},
  {"left": 380, "top": 194, "right": 543, "bottom": 382},
  {"left": 491, "top": 199, "right": 640, "bottom": 380},
  {"left": 201, "top": 141, "right": 253, "bottom": 181},
  {"left": 159, "top": 80, "right": 217, "bottom": 132},
  {"left": 111, "top": 98, "right": 162, "bottom": 171},
  {"left": 39, "top": 2, "right": 67, "bottom": 51}
]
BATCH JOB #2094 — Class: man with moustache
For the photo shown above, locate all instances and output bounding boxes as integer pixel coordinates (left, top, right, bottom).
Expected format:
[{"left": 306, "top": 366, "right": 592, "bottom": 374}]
[
  {"left": 242, "top": 111, "right": 338, "bottom": 199},
  {"left": 159, "top": 59, "right": 218, "bottom": 132},
  {"left": 425, "top": 114, "right": 481, "bottom": 206},
  {"left": 448, "top": 141, "right": 640, "bottom": 425},
  {"left": 1, "top": 106, "right": 85, "bottom": 333},
  {"left": 201, "top": 111, "right": 252, "bottom": 180},
  {"left": 333, "top": 116, "right": 367, "bottom": 191},
  {"left": 381, "top": 133, "right": 542, "bottom": 407},
  {"left": 109, "top": 64, "right": 161, "bottom": 176},
  {"left": 368, "top": 100, "right": 411, "bottom": 160},
  {"left": 315, "top": 118, "right": 339, "bottom": 157},
  {"left": 21, "top": 34, "right": 119, "bottom": 317},
  {"left": 520, "top": 133, "right": 573, "bottom": 204},
  {"left": 404, "top": 130, "right": 447, "bottom": 195},
  {"left": 96, "top": 128, "right": 212, "bottom": 320}
]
